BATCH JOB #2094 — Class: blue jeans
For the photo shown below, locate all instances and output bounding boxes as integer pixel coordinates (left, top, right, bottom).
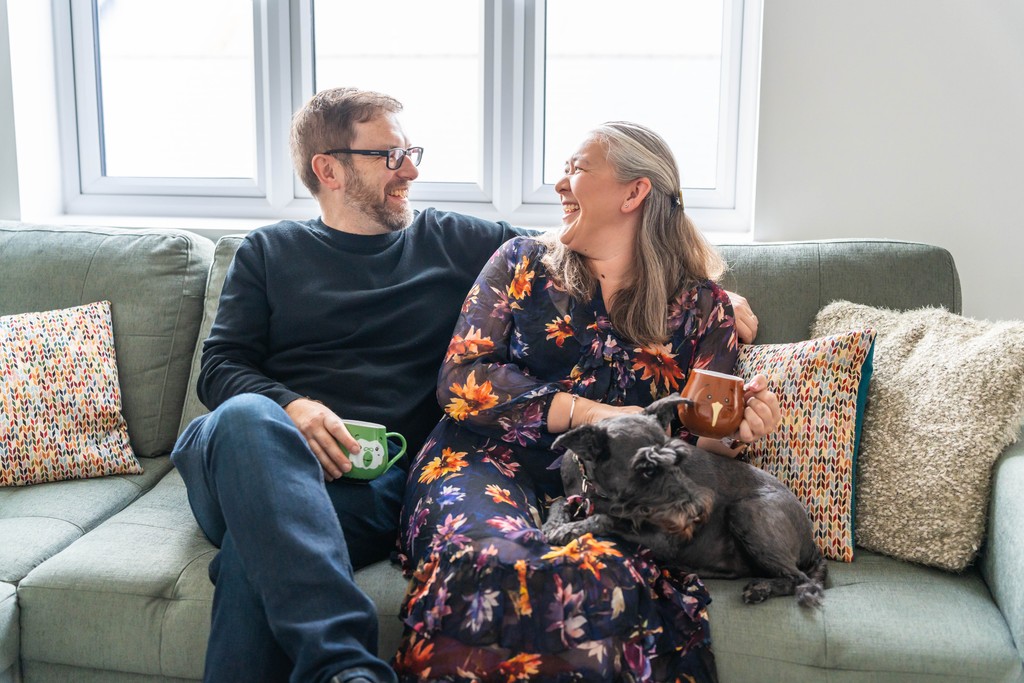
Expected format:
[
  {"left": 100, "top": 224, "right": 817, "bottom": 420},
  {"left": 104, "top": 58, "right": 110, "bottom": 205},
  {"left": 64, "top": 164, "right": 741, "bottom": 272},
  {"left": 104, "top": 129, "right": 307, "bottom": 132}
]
[{"left": 171, "top": 394, "right": 404, "bottom": 683}]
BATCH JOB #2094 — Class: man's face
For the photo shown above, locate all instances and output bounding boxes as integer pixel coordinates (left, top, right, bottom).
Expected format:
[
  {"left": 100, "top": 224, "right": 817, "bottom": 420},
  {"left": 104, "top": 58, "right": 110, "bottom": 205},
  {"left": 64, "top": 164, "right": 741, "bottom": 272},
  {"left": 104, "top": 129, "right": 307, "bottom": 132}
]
[{"left": 342, "top": 113, "right": 419, "bottom": 232}]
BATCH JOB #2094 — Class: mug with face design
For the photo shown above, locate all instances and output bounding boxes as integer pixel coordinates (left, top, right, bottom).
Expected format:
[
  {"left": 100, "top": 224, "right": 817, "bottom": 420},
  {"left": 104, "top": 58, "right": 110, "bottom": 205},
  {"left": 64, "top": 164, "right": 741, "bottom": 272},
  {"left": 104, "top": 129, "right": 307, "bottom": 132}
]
[
  {"left": 677, "top": 368, "right": 746, "bottom": 439},
  {"left": 342, "top": 420, "right": 407, "bottom": 480}
]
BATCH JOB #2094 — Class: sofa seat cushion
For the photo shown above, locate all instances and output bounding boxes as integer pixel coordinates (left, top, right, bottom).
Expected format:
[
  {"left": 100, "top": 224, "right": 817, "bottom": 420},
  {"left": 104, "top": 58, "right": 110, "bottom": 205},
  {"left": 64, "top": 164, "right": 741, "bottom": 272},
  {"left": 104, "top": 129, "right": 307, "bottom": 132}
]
[
  {"left": 0, "top": 582, "right": 16, "bottom": 680},
  {"left": 17, "top": 468, "right": 213, "bottom": 679},
  {"left": 0, "top": 456, "right": 172, "bottom": 583},
  {"left": 16, "top": 468, "right": 411, "bottom": 680},
  {"left": 705, "top": 550, "right": 1023, "bottom": 682},
  {"left": 353, "top": 560, "right": 409, "bottom": 662}
]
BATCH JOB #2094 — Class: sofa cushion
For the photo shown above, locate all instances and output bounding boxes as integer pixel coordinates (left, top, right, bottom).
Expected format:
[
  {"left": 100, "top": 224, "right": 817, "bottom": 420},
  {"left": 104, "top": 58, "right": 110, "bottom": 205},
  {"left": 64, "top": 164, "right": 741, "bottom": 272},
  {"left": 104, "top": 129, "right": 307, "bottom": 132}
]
[
  {"left": 1, "top": 301, "right": 140, "bottom": 487},
  {"left": 736, "top": 330, "right": 875, "bottom": 562},
  {"left": 0, "top": 582, "right": 16, "bottom": 681},
  {"left": 18, "top": 469, "right": 214, "bottom": 679},
  {"left": 179, "top": 235, "right": 245, "bottom": 434},
  {"left": 0, "top": 223, "right": 213, "bottom": 457},
  {"left": 706, "top": 551, "right": 1023, "bottom": 682},
  {"left": 0, "top": 457, "right": 172, "bottom": 583},
  {"left": 814, "top": 302, "right": 1024, "bottom": 571},
  {"left": 17, "top": 467, "right": 409, "bottom": 680},
  {"left": 717, "top": 240, "right": 961, "bottom": 344}
]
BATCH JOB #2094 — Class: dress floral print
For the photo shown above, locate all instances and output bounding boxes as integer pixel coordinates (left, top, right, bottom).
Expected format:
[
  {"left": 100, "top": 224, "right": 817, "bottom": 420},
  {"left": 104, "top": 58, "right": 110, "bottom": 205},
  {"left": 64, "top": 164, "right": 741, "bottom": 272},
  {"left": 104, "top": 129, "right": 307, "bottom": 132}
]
[{"left": 395, "top": 237, "right": 738, "bottom": 682}]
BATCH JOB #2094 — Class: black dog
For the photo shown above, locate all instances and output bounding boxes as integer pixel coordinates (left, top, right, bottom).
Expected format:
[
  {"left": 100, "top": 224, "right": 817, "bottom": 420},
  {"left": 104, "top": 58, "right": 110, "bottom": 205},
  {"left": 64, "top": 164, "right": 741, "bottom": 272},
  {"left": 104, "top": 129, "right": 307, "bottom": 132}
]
[{"left": 543, "top": 395, "right": 827, "bottom": 607}]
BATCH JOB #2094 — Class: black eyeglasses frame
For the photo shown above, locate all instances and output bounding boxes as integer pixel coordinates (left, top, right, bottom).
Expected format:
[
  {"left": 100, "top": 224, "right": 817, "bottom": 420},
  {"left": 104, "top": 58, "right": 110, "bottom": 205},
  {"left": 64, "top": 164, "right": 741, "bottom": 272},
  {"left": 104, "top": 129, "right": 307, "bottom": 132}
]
[{"left": 322, "top": 146, "right": 424, "bottom": 170}]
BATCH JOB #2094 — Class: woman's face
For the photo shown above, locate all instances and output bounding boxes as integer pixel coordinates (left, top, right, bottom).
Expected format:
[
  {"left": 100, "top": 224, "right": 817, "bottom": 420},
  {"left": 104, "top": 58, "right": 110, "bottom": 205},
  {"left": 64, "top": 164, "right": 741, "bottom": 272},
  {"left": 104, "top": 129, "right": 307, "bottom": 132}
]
[{"left": 554, "top": 136, "right": 635, "bottom": 256}]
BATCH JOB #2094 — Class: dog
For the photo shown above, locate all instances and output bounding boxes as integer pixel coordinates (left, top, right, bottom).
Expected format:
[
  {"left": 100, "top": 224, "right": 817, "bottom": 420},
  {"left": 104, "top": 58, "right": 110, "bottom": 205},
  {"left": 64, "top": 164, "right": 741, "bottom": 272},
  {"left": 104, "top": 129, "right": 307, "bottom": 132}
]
[{"left": 543, "top": 394, "right": 827, "bottom": 607}]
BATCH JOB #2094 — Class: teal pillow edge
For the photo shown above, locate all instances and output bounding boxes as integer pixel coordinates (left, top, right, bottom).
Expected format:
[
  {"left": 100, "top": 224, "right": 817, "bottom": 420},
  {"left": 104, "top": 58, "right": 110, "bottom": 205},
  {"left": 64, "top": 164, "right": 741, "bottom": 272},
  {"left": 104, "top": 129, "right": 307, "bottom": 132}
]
[{"left": 850, "top": 338, "right": 876, "bottom": 551}]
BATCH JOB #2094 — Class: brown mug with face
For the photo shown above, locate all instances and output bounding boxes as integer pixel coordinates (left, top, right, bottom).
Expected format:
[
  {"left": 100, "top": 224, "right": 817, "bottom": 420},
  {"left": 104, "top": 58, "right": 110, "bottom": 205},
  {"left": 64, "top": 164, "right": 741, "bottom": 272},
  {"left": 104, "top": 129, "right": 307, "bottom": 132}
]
[{"left": 677, "top": 368, "right": 745, "bottom": 439}]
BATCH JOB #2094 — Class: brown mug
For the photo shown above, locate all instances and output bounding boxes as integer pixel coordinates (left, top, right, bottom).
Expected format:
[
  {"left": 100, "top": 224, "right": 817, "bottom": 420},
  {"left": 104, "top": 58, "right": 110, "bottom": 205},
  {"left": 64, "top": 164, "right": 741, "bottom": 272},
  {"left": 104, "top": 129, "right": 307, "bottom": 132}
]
[{"left": 677, "top": 368, "right": 745, "bottom": 439}]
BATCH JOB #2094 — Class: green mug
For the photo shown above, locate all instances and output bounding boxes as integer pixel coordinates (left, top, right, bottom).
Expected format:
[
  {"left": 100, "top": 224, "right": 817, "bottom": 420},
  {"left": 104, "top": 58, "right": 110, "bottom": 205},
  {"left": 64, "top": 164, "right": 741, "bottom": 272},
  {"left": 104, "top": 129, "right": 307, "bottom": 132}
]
[{"left": 342, "top": 419, "right": 407, "bottom": 480}]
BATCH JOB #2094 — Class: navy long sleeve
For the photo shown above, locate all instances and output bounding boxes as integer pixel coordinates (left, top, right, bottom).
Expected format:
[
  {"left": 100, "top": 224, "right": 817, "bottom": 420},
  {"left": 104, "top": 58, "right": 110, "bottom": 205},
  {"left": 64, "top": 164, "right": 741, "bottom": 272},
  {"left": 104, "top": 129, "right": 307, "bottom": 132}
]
[{"left": 198, "top": 208, "right": 528, "bottom": 456}]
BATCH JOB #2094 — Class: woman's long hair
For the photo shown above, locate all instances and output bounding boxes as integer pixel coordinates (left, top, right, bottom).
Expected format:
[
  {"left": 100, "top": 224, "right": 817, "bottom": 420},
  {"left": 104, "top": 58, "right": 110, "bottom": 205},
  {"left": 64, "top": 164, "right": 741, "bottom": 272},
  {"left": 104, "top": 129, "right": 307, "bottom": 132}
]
[{"left": 542, "top": 122, "right": 726, "bottom": 347}]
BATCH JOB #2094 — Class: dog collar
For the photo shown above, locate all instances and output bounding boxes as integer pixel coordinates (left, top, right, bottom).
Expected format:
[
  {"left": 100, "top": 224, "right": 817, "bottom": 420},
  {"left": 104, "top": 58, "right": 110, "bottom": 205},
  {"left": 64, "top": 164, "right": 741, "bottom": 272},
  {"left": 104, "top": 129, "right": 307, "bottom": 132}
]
[{"left": 566, "top": 451, "right": 609, "bottom": 519}]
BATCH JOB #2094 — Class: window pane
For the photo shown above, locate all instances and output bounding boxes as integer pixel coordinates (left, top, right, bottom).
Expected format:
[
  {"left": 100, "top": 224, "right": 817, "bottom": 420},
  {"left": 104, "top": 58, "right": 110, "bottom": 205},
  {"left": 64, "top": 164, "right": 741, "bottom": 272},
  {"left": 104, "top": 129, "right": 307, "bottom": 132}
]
[
  {"left": 544, "top": 0, "right": 724, "bottom": 188},
  {"left": 94, "top": 0, "right": 256, "bottom": 179},
  {"left": 313, "top": 0, "right": 482, "bottom": 185}
]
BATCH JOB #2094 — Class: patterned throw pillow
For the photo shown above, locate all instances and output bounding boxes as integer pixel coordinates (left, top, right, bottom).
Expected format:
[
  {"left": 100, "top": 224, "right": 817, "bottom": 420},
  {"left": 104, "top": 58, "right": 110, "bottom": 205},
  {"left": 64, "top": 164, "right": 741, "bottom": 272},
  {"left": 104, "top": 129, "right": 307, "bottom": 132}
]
[
  {"left": 736, "top": 330, "right": 876, "bottom": 562},
  {"left": 0, "top": 301, "right": 140, "bottom": 486}
]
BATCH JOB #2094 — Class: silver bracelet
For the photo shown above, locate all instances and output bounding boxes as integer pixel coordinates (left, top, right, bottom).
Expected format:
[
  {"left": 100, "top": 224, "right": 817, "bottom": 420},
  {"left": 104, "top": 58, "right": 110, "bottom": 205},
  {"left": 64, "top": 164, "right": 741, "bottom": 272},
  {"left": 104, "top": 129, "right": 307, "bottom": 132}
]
[{"left": 568, "top": 394, "right": 578, "bottom": 429}]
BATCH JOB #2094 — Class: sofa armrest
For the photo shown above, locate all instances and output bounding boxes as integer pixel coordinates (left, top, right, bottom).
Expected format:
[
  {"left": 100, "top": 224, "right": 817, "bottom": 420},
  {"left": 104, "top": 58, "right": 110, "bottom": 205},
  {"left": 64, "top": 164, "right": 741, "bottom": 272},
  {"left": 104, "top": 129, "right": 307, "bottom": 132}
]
[{"left": 982, "top": 421, "right": 1024, "bottom": 662}]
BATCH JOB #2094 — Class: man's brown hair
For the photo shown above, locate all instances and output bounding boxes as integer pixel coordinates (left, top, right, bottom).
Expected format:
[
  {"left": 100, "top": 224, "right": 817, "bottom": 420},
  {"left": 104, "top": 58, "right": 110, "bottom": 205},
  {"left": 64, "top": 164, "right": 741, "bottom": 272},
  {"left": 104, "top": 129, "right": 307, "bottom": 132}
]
[{"left": 290, "top": 88, "right": 403, "bottom": 195}]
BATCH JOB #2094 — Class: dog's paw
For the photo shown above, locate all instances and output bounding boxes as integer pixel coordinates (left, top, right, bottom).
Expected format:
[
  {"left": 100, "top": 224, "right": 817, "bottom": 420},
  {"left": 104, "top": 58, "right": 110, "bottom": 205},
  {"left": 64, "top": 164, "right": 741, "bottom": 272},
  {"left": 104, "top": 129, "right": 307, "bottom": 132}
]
[
  {"left": 542, "top": 523, "right": 585, "bottom": 547},
  {"left": 796, "top": 582, "right": 825, "bottom": 608},
  {"left": 741, "top": 581, "right": 773, "bottom": 604}
]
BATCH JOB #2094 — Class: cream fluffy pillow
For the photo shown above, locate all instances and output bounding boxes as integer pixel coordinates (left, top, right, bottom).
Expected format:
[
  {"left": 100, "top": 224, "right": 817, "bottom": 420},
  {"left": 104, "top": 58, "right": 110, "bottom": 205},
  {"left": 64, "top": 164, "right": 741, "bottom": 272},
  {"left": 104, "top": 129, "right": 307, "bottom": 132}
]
[{"left": 812, "top": 301, "right": 1024, "bottom": 571}]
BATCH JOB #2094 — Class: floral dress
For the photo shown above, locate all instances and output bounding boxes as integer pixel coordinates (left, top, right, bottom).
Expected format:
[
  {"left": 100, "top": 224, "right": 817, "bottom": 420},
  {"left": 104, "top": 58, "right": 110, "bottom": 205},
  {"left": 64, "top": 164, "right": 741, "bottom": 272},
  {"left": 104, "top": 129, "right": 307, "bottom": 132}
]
[{"left": 394, "top": 237, "right": 738, "bottom": 683}]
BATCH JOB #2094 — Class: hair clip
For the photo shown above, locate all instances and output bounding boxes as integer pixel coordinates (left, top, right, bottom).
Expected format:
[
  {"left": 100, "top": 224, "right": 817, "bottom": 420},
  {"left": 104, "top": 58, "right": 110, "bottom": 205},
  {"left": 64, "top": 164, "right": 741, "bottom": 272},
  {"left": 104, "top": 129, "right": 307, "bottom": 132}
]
[{"left": 672, "top": 189, "right": 684, "bottom": 209}]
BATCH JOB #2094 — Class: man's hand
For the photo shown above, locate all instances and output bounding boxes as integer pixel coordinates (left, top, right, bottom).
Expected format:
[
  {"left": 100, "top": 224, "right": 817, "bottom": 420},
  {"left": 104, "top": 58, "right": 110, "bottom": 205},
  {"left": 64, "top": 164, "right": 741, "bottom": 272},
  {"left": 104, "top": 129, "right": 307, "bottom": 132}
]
[
  {"left": 284, "top": 397, "right": 360, "bottom": 481},
  {"left": 724, "top": 289, "right": 758, "bottom": 344}
]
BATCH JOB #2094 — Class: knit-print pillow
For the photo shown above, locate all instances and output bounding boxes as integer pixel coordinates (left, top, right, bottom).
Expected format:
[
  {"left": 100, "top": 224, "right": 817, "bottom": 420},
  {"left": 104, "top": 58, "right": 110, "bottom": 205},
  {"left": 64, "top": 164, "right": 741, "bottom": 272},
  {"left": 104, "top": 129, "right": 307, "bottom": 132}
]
[
  {"left": 736, "top": 330, "right": 876, "bottom": 562},
  {"left": 1, "top": 301, "right": 140, "bottom": 486}
]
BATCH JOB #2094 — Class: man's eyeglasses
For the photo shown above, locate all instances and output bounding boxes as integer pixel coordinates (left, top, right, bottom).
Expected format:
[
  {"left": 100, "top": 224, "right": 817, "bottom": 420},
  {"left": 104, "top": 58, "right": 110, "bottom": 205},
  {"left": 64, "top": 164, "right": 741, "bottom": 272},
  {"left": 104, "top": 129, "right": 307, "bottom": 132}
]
[{"left": 323, "top": 147, "right": 424, "bottom": 170}]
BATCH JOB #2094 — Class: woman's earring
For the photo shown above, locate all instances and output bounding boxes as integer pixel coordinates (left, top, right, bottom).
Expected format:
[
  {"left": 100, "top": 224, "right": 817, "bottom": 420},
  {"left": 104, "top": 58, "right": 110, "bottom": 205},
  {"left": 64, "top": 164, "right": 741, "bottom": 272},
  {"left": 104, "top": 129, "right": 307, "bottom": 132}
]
[{"left": 623, "top": 202, "right": 631, "bottom": 209}]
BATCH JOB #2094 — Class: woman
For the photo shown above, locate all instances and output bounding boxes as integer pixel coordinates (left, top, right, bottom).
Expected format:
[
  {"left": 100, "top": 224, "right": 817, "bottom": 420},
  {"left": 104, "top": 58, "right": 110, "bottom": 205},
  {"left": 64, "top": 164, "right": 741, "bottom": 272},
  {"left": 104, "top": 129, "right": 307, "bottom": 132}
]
[{"left": 393, "top": 122, "right": 781, "bottom": 682}]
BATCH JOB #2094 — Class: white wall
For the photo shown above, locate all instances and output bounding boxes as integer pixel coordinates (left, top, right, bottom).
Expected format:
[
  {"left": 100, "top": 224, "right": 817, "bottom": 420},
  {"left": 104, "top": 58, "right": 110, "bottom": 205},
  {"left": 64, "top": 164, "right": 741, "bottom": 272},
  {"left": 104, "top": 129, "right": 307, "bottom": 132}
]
[
  {"left": 754, "top": 1, "right": 1024, "bottom": 322},
  {"left": 0, "top": 0, "right": 20, "bottom": 220}
]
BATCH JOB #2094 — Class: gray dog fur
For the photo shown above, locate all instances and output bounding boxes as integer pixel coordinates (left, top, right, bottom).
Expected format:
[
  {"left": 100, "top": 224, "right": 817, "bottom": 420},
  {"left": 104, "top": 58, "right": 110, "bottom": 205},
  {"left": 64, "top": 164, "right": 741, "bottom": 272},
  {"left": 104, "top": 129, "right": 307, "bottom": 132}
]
[{"left": 543, "top": 395, "right": 827, "bottom": 607}]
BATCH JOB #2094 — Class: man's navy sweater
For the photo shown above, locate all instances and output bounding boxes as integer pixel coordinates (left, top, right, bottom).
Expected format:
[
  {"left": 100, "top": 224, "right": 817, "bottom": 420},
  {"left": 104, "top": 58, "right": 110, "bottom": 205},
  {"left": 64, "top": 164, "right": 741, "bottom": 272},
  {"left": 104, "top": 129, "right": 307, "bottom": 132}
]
[{"left": 198, "top": 208, "right": 526, "bottom": 458}]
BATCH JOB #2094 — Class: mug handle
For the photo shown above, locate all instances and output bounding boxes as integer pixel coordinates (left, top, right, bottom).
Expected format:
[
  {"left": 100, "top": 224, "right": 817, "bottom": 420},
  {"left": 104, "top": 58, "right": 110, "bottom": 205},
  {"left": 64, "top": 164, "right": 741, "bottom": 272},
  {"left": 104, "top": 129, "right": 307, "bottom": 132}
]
[{"left": 383, "top": 432, "right": 407, "bottom": 471}]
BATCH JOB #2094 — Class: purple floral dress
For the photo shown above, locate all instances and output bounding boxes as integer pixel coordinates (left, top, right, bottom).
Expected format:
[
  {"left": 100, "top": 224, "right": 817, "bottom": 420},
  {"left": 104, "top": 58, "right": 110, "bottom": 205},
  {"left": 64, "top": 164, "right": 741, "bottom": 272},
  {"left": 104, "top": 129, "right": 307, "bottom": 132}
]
[{"left": 394, "top": 237, "right": 738, "bottom": 682}]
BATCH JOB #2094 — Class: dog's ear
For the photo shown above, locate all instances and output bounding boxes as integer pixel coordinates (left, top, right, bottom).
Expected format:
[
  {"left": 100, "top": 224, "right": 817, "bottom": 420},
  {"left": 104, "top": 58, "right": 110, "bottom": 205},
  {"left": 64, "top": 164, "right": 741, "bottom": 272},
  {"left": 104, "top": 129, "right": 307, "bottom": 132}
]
[
  {"left": 553, "top": 424, "right": 609, "bottom": 461},
  {"left": 644, "top": 393, "right": 690, "bottom": 431},
  {"left": 632, "top": 445, "right": 678, "bottom": 480}
]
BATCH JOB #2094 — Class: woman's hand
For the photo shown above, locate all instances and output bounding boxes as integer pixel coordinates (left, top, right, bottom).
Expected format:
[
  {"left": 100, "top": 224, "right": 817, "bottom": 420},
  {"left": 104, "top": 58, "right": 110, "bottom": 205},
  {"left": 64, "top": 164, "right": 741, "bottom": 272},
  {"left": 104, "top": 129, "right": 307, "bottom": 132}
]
[
  {"left": 696, "top": 374, "right": 780, "bottom": 457},
  {"left": 724, "top": 289, "right": 758, "bottom": 344},
  {"left": 735, "top": 374, "right": 781, "bottom": 443}
]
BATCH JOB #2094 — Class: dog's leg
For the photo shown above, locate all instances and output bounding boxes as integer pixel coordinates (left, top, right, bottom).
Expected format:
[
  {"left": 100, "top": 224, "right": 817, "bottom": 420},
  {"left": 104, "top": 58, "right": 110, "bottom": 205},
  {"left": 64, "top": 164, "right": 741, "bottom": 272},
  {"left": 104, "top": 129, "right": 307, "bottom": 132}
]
[
  {"left": 727, "top": 499, "right": 825, "bottom": 607},
  {"left": 794, "top": 555, "right": 828, "bottom": 607},
  {"left": 544, "top": 498, "right": 571, "bottom": 528},
  {"left": 542, "top": 509, "right": 617, "bottom": 546}
]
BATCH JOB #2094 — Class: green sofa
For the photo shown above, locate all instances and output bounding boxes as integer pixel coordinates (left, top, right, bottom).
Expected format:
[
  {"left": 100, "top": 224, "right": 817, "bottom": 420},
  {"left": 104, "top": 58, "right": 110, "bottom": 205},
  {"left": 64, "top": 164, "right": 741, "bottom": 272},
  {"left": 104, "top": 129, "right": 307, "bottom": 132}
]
[{"left": 1, "top": 221, "right": 1022, "bottom": 683}]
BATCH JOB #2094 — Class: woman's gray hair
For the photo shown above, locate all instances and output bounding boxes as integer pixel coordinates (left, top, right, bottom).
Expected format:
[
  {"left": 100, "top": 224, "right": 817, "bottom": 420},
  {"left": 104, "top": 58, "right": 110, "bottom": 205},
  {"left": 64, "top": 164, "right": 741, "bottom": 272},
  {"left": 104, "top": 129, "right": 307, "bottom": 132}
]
[{"left": 542, "top": 121, "right": 726, "bottom": 347}]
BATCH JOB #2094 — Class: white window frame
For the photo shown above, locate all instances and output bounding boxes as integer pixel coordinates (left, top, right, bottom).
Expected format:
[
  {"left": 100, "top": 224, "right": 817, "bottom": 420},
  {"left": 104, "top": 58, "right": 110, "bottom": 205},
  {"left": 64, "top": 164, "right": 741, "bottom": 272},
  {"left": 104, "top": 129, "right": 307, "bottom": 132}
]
[{"left": 54, "top": 0, "right": 762, "bottom": 231}]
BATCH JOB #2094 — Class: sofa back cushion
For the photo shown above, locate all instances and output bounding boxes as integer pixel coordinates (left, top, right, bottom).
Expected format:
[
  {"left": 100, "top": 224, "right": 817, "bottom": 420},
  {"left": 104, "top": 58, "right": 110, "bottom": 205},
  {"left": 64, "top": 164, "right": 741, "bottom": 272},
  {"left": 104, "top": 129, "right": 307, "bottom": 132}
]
[
  {"left": 179, "top": 235, "right": 245, "bottom": 433},
  {"left": 717, "top": 239, "right": 961, "bottom": 343},
  {"left": 178, "top": 237, "right": 962, "bottom": 431},
  {"left": 0, "top": 223, "right": 213, "bottom": 457}
]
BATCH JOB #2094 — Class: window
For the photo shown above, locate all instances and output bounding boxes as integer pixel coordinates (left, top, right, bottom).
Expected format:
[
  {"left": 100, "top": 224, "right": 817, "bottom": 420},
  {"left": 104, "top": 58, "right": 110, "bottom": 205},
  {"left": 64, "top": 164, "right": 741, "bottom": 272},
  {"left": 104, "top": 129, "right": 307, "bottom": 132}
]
[
  {"left": 58, "top": 0, "right": 761, "bottom": 230},
  {"left": 313, "top": 0, "right": 483, "bottom": 187},
  {"left": 94, "top": 0, "right": 256, "bottom": 179}
]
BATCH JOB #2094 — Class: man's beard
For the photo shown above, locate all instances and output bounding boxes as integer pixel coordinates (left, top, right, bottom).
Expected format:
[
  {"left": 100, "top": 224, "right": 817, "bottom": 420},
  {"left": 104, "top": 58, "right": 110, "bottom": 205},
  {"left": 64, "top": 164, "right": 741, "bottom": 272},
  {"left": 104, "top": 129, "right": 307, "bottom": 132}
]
[{"left": 344, "top": 167, "right": 412, "bottom": 233}]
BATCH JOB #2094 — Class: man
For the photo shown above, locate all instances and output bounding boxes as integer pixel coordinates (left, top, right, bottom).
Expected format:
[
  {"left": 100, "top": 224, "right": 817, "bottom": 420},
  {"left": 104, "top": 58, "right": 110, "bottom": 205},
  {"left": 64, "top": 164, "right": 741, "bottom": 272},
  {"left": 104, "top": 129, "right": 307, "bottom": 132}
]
[{"left": 172, "top": 87, "right": 759, "bottom": 683}]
